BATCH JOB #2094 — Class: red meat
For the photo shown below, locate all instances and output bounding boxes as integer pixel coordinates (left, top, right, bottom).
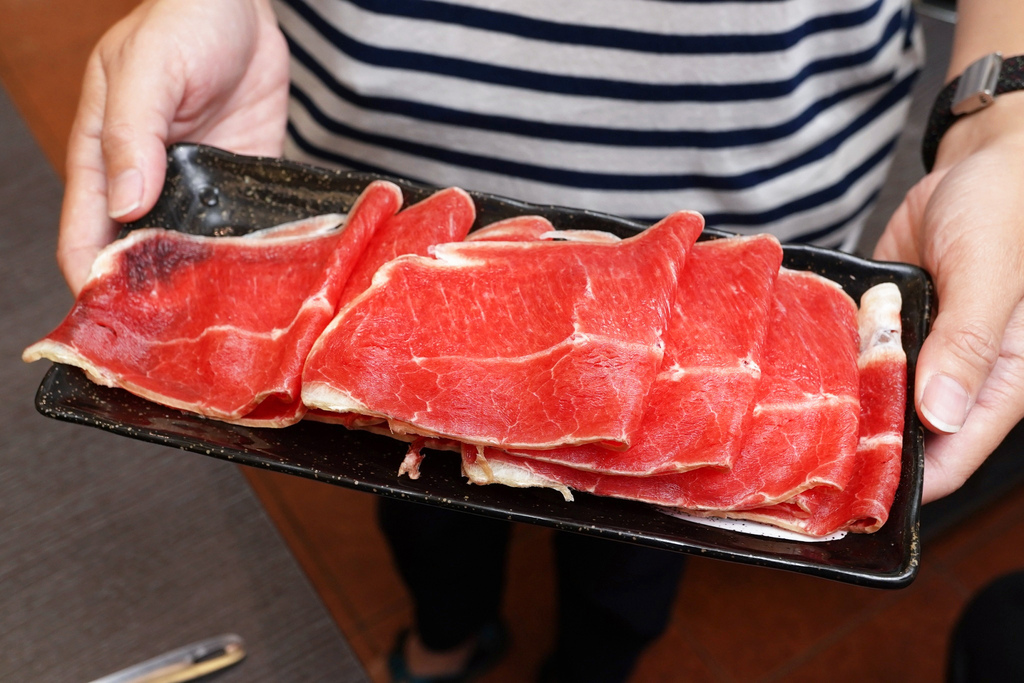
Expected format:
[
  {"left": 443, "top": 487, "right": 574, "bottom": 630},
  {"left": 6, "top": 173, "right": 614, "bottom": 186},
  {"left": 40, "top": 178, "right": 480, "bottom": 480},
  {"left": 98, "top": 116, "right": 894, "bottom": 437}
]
[
  {"left": 709, "top": 283, "right": 906, "bottom": 534},
  {"left": 305, "top": 187, "right": 476, "bottom": 427},
  {"left": 301, "top": 211, "right": 704, "bottom": 450},
  {"left": 500, "top": 234, "right": 783, "bottom": 475},
  {"left": 23, "top": 180, "right": 403, "bottom": 426},
  {"left": 464, "top": 268, "right": 863, "bottom": 512}
]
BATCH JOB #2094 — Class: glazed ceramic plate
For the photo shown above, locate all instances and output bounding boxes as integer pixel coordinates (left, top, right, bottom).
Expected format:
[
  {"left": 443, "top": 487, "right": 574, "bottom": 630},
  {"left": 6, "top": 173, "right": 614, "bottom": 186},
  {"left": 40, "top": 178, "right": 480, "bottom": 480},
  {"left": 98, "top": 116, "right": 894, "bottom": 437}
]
[{"left": 33, "top": 143, "right": 932, "bottom": 588}]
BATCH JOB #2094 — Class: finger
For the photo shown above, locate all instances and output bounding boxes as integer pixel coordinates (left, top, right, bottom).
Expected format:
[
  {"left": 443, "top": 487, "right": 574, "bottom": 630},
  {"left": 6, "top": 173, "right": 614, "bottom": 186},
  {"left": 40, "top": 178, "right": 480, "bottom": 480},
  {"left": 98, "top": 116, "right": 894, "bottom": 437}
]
[
  {"left": 921, "top": 303, "right": 1024, "bottom": 502},
  {"left": 58, "top": 55, "right": 119, "bottom": 295},
  {"left": 98, "top": 31, "right": 182, "bottom": 223},
  {"left": 916, "top": 258, "right": 1012, "bottom": 435},
  {"left": 914, "top": 207, "right": 1024, "bottom": 436}
]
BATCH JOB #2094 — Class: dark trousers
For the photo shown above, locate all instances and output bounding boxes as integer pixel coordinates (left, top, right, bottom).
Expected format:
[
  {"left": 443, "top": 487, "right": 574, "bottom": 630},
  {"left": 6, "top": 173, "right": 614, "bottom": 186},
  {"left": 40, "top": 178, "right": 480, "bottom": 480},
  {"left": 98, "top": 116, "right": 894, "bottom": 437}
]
[
  {"left": 948, "top": 569, "right": 1024, "bottom": 683},
  {"left": 378, "top": 496, "right": 686, "bottom": 683}
]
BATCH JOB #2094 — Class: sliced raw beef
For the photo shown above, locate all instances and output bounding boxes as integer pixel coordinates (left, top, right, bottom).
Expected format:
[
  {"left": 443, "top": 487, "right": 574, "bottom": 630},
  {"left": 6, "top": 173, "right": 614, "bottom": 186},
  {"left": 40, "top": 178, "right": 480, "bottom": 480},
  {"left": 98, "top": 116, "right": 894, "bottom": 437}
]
[
  {"left": 466, "top": 216, "right": 556, "bottom": 242},
  {"left": 463, "top": 268, "right": 862, "bottom": 510},
  {"left": 670, "top": 268, "right": 862, "bottom": 509},
  {"left": 239, "top": 213, "right": 346, "bottom": 239},
  {"left": 302, "top": 211, "right": 704, "bottom": 450},
  {"left": 305, "top": 187, "right": 477, "bottom": 428},
  {"left": 501, "top": 234, "right": 783, "bottom": 475},
  {"left": 338, "top": 187, "right": 476, "bottom": 308},
  {"left": 704, "top": 283, "right": 906, "bottom": 535},
  {"left": 465, "top": 216, "right": 622, "bottom": 245},
  {"left": 23, "top": 180, "right": 403, "bottom": 426}
]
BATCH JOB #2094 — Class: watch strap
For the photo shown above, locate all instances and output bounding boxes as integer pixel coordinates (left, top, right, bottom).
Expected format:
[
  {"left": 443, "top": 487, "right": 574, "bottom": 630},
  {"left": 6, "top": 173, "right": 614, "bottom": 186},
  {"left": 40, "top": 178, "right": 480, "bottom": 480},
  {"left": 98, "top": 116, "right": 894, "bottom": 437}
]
[{"left": 921, "top": 54, "right": 1024, "bottom": 172}]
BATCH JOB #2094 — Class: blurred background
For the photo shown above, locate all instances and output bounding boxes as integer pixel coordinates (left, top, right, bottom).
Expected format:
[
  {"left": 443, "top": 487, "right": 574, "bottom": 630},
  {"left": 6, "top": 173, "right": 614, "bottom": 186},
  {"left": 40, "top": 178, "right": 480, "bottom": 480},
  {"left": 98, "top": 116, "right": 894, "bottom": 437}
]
[{"left": 4, "top": 1, "right": 1024, "bottom": 681}]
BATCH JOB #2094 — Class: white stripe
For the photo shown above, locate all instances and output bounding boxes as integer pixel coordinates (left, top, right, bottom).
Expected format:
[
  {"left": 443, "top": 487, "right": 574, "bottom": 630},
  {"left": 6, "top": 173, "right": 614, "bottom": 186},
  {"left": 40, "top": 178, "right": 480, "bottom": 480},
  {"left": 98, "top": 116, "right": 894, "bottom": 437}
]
[
  {"left": 277, "top": 0, "right": 909, "bottom": 118},
  {"left": 285, "top": 44, "right": 904, "bottom": 178},
  {"left": 306, "top": 0, "right": 881, "bottom": 39},
  {"left": 277, "top": 0, "right": 921, "bottom": 243},
  {"left": 284, "top": 93, "right": 906, "bottom": 221},
  {"left": 289, "top": 0, "right": 894, "bottom": 83}
]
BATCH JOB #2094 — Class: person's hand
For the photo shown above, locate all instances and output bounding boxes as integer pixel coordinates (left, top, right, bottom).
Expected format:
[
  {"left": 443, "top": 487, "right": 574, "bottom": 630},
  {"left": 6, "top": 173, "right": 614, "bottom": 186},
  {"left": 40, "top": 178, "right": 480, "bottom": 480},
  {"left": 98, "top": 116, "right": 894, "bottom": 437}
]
[
  {"left": 58, "top": 0, "right": 290, "bottom": 294},
  {"left": 875, "top": 92, "right": 1024, "bottom": 504}
]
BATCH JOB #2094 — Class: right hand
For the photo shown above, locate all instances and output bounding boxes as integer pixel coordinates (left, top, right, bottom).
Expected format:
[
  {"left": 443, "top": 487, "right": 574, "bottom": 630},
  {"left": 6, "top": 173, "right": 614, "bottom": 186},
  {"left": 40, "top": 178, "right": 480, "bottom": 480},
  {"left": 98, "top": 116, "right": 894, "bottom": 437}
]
[{"left": 58, "top": 0, "right": 290, "bottom": 294}]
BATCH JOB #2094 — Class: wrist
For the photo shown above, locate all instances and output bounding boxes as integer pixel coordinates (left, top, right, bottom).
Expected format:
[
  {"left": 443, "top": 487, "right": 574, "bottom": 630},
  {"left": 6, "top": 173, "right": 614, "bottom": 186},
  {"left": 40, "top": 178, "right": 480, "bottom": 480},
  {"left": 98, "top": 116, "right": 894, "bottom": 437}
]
[
  {"left": 922, "top": 53, "right": 1024, "bottom": 172},
  {"left": 934, "top": 89, "right": 1024, "bottom": 170}
]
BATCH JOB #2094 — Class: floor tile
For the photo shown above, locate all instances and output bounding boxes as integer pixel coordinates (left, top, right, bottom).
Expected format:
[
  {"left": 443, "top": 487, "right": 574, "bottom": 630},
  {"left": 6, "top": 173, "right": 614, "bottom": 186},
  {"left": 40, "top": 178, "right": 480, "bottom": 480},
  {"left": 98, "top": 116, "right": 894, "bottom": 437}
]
[
  {"left": 674, "top": 556, "right": 888, "bottom": 681},
  {"left": 947, "top": 505, "right": 1024, "bottom": 594},
  {"left": 243, "top": 470, "right": 410, "bottom": 626},
  {"left": 779, "top": 569, "right": 964, "bottom": 683},
  {"left": 923, "top": 487, "right": 1024, "bottom": 567},
  {"left": 628, "top": 621, "right": 723, "bottom": 683}
]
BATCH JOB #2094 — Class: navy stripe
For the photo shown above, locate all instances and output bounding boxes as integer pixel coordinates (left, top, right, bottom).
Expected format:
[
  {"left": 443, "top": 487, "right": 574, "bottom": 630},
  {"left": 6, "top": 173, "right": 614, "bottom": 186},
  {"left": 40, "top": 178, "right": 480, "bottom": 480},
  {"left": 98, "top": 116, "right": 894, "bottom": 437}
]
[
  {"left": 286, "top": 120, "right": 897, "bottom": 237},
  {"left": 286, "top": 120, "right": 397, "bottom": 176},
  {"left": 338, "top": 0, "right": 884, "bottom": 54},
  {"left": 783, "top": 188, "right": 879, "bottom": 245},
  {"left": 636, "top": 189, "right": 879, "bottom": 244},
  {"left": 701, "top": 137, "right": 897, "bottom": 228},
  {"left": 286, "top": 32, "right": 897, "bottom": 148},
  {"left": 282, "top": 0, "right": 908, "bottom": 101},
  {"left": 286, "top": 70, "right": 914, "bottom": 191}
]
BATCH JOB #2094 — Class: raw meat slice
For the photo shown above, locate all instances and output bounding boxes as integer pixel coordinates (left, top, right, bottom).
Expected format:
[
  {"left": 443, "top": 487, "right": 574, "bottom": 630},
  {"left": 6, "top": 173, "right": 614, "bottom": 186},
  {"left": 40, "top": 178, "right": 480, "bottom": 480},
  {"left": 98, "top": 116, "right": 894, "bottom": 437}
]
[
  {"left": 305, "top": 187, "right": 477, "bottom": 428},
  {"left": 23, "top": 180, "right": 403, "bottom": 426},
  {"left": 302, "top": 211, "right": 704, "bottom": 450},
  {"left": 240, "top": 213, "right": 346, "bottom": 239},
  {"left": 467, "top": 215, "right": 623, "bottom": 245},
  {"left": 464, "top": 268, "right": 862, "bottom": 510},
  {"left": 501, "top": 234, "right": 783, "bottom": 475},
  {"left": 468, "top": 217, "right": 622, "bottom": 245},
  {"left": 677, "top": 269, "right": 862, "bottom": 509},
  {"left": 338, "top": 187, "right": 476, "bottom": 308},
  {"left": 466, "top": 216, "right": 555, "bottom": 242},
  {"left": 706, "top": 283, "right": 906, "bottom": 535}
]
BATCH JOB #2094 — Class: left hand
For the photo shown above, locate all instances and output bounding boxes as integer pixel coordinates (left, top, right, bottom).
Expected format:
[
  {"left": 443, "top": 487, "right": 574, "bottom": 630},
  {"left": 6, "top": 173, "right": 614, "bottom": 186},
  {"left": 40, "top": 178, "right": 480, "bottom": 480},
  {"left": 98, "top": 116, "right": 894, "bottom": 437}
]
[{"left": 874, "top": 92, "right": 1024, "bottom": 504}]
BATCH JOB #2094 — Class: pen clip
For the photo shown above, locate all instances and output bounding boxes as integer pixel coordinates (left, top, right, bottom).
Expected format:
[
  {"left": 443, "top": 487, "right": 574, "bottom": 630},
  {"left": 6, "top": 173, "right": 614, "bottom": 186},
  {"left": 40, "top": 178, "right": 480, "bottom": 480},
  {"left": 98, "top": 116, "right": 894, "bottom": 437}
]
[{"left": 88, "top": 633, "right": 245, "bottom": 683}]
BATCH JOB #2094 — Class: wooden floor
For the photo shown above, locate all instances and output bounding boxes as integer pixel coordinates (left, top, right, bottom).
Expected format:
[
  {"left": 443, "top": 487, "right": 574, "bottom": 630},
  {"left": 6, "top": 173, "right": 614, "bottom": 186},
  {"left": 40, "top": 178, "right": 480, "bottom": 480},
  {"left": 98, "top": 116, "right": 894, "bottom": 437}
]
[{"left": 6, "top": 3, "right": 1024, "bottom": 681}]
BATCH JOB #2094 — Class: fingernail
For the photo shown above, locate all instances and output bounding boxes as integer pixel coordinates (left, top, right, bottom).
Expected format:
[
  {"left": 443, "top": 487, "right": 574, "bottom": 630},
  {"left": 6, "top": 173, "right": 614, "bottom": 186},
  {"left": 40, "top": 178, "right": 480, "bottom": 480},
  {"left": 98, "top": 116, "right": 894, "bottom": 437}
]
[
  {"left": 108, "top": 168, "right": 143, "bottom": 219},
  {"left": 920, "top": 373, "right": 969, "bottom": 433}
]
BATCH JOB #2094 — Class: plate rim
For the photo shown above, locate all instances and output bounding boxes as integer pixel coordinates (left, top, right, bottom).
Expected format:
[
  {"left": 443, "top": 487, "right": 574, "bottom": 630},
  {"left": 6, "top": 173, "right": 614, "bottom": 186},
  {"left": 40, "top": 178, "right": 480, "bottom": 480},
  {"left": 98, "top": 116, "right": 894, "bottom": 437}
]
[{"left": 39, "top": 142, "right": 931, "bottom": 588}]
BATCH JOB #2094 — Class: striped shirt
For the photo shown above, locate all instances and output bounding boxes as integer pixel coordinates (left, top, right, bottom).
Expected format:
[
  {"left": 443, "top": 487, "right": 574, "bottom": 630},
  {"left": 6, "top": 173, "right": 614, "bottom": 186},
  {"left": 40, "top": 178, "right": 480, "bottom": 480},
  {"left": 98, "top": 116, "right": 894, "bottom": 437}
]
[{"left": 274, "top": 0, "right": 922, "bottom": 249}]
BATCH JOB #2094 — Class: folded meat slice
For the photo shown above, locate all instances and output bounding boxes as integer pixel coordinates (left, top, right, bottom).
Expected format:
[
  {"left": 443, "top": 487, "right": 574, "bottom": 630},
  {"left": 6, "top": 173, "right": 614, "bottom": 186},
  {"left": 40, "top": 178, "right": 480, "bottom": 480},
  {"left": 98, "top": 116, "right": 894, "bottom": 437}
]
[
  {"left": 500, "top": 234, "right": 783, "bottom": 475},
  {"left": 338, "top": 187, "right": 476, "bottom": 308},
  {"left": 464, "top": 268, "right": 862, "bottom": 510},
  {"left": 305, "top": 187, "right": 476, "bottom": 428},
  {"left": 672, "top": 269, "right": 862, "bottom": 510},
  {"left": 302, "top": 211, "right": 704, "bottom": 450},
  {"left": 705, "top": 283, "right": 906, "bottom": 535},
  {"left": 23, "top": 180, "right": 403, "bottom": 426},
  {"left": 465, "top": 215, "right": 556, "bottom": 242}
]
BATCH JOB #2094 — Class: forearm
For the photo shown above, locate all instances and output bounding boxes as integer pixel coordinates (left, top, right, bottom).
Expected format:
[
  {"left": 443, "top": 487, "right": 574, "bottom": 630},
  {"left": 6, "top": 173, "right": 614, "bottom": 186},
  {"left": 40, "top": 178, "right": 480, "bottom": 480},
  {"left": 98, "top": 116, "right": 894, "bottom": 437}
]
[
  {"left": 948, "top": 0, "right": 1024, "bottom": 78},
  {"left": 929, "top": 0, "right": 1024, "bottom": 169}
]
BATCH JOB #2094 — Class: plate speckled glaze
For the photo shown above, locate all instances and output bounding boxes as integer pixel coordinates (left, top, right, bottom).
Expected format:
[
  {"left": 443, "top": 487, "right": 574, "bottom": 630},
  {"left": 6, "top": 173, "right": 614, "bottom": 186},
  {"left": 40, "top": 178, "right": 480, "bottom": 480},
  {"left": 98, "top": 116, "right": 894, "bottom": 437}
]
[{"left": 34, "top": 143, "right": 932, "bottom": 588}]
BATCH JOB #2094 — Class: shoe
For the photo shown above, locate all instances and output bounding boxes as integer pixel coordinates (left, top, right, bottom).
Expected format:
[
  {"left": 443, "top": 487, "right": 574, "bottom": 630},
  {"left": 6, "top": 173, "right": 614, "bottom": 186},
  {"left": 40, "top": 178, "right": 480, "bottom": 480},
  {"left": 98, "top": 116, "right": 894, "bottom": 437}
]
[{"left": 388, "top": 620, "right": 509, "bottom": 683}]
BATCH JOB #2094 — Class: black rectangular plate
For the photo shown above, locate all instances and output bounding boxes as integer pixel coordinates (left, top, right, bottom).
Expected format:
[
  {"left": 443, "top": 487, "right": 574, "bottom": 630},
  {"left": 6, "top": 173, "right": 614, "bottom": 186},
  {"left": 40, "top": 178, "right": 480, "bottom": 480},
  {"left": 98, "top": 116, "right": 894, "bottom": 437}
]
[{"left": 34, "top": 143, "right": 932, "bottom": 588}]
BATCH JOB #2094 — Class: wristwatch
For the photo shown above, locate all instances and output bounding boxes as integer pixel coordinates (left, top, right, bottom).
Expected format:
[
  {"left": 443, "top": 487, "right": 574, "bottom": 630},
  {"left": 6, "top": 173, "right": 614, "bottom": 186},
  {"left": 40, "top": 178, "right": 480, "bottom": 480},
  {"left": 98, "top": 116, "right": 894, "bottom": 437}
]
[{"left": 921, "top": 52, "right": 1024, "bottom": 172}]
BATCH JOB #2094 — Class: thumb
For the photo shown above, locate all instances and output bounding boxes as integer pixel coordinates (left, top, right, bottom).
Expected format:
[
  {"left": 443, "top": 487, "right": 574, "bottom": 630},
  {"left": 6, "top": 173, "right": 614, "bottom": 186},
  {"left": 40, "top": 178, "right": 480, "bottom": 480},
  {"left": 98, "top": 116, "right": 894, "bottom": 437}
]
[
  {"left": 100, "top": 50, "right": 178, "bottom": 223},
  {"left": 914, "top": 230, "right": 1019, "bottom": 436},
  {"left": 910, "top": 150, "right": 1024, "bottom": 436},
  {"left": 917, "top": 290, "right": 1003, "bottom": 435}
]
